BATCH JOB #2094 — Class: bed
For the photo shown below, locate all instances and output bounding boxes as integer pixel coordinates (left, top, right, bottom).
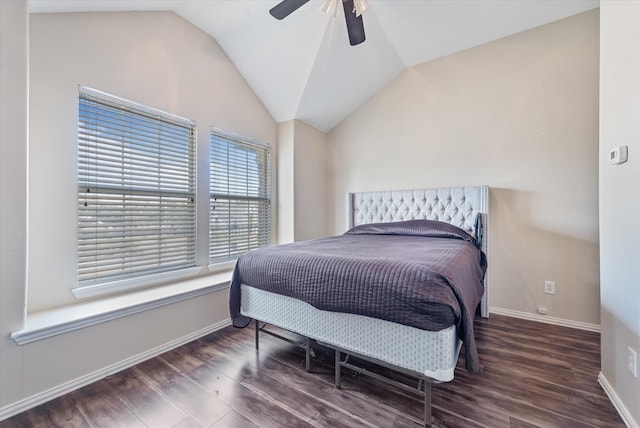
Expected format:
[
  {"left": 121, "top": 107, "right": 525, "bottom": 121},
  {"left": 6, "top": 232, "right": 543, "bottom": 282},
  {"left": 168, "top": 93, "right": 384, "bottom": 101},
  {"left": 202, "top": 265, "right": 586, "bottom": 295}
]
[{"left": 229, "top": 185, "right": 489, "bottom": 427}]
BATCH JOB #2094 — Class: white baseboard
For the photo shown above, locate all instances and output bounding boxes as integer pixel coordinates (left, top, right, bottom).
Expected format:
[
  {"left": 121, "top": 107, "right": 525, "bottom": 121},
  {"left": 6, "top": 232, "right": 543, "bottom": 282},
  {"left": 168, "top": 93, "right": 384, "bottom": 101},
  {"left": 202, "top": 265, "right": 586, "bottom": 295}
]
[
  {"left": 489, "top": 306, "right": 600, "bottom": 332},
  {"left": 598, "top": 372, "right": 639, "bottom": 428},
  {"left": 0, "top": 318, "right": 231, "bottom": 422}
]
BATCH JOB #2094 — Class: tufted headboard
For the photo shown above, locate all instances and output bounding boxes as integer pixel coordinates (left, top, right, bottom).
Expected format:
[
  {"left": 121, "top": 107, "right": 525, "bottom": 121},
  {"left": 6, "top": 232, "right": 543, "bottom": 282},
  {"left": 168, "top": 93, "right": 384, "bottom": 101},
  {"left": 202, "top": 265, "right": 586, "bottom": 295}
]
[{"left": 346, "top": 185, "right": 489, "bottom": 317}]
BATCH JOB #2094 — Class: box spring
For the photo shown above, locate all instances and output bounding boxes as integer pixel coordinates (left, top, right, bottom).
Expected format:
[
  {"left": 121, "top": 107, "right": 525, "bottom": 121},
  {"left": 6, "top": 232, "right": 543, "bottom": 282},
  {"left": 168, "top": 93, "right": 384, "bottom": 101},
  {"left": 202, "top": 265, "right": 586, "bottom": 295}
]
[{"left": 240, "top": 284, "right": 461, "bottom": 382}]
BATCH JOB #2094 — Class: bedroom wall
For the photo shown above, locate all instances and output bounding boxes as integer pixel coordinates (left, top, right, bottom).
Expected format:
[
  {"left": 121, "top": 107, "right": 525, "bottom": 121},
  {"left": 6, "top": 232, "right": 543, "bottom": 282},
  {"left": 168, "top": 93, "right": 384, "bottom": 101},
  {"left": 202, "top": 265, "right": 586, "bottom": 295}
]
[
  {"left": 292, "top": 120, "right": 328, "bottom": 241},
  {"left": 28, "top": 11, "right": 277, "bottom": 312},
  {"left": 599, "top": 1, "right": 640, "bottom": 425},
  {"left": 0, "top": 0, "right": 29, "bottom": 411},
  {"left": 277, "top": 120, "right": 296, "bottom": 243},
  {"left": 327, "top": 10, "right": 600, "bottom": 327},
  {"left": 1, "top": 9, "right": 276, "bottom": 418},
  {"left": 278, "top": 119, "right": 329, "bottom": 243}
]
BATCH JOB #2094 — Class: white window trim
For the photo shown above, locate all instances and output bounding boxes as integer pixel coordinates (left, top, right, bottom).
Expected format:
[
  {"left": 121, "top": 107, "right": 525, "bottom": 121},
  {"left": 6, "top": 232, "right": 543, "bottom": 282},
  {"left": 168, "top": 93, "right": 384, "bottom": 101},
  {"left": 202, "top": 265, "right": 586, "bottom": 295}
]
[
  {"left": 68, "top": 88, "right": 272, "bottom": 303},
  {"left": 207, "top": 260, "right": 237, "bottom": 273},
  {"left": 72, "top": 266, "right": 203, "bottom": 299},
  {"left": 76, "top": 86, "right": 199, "bottom": 296},
  {"left": 80, "top": 86, "right": 194, "bottom": 126},
  {"left": 209, "top": 127, "right": 272, "bottom": 265},
  {"left": 13, "top": 271, "right": 232, "bottom": 345}
]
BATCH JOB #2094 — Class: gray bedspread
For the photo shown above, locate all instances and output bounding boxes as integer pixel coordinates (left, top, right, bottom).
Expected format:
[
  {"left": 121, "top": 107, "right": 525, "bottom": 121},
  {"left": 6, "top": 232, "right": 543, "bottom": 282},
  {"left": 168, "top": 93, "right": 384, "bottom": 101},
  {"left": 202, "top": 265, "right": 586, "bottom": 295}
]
[{"left": 229, "top": 219, "right": 487, "bottom": 374}]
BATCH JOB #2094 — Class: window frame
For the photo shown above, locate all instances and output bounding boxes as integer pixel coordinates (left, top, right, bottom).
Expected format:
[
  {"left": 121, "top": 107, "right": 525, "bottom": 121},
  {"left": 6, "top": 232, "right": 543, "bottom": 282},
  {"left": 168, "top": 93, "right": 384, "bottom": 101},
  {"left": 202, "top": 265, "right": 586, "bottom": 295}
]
[
  {"left": 74, "top": 86, "right": 199, "bottom": 298},
  {"left": 209, "top": 127, "right": 272, "bottom": 266}
]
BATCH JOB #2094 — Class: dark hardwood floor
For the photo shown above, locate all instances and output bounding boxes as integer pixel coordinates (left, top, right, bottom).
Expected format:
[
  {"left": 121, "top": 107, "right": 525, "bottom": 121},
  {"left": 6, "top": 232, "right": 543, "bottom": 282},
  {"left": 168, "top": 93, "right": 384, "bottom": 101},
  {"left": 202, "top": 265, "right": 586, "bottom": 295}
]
[{"left": 1, "top": 314, "right": 625, "bottom": 428}]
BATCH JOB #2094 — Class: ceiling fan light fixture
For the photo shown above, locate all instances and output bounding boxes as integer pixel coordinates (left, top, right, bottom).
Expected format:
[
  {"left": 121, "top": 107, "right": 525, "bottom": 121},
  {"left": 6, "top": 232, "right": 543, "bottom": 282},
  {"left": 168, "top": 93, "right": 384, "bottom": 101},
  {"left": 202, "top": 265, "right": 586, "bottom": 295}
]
[
  {"left": 322, "top": 0, "right": 369, "bottom": 17},
  {"left": 271, "top": 0, "right": 367, "bottom": 46},
  {"left": 353, "top": 0, "right": 369, "bottom": 17},
  {"left": 321, "top": 0, "right": 339, "bottom": 17}
]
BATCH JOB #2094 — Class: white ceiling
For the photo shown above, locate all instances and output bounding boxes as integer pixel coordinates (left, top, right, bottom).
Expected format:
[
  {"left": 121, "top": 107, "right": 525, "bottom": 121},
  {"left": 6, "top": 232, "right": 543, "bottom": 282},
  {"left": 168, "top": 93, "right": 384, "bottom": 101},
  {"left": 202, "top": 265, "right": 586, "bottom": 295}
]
[{"left": 29, "top": 0, "right": 599, "bottom": 132}]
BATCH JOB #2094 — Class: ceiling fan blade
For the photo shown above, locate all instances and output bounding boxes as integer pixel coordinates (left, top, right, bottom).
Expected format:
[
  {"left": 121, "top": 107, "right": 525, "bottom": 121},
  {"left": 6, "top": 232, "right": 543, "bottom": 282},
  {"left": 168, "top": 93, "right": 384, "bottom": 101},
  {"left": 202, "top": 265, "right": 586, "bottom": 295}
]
[
  {"left": 269, "top": 0, "right": 310, "bottom": 20},
  {"left": 342, "top": 0, "right": 366, "bottom": 46}
]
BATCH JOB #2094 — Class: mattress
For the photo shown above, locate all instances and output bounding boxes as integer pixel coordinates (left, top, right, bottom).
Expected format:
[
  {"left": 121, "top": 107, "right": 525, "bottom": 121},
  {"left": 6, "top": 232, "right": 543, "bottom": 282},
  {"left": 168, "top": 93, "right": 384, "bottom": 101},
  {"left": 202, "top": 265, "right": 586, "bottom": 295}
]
[{"left": 240, "top": 284, "right": 462, "bottom": 382}]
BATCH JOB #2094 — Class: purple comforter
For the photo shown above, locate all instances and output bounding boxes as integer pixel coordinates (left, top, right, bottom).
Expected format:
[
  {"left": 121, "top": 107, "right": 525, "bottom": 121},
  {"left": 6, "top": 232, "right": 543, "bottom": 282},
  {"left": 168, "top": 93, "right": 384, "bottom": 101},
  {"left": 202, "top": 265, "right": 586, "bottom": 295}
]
[{"left": 229, "top": 219, "right": 487, "bottom": 374}]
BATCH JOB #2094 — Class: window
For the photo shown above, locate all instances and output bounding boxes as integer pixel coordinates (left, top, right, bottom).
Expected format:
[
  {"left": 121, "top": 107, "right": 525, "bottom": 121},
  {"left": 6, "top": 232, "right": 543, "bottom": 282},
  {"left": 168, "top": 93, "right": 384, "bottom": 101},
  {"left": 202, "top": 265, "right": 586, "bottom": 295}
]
[
  {"left": 210, "top": 129, "right": 271, "bottom": 263},
  {"left": 77, "top": 87, "right": 197, "bottom": 288}
]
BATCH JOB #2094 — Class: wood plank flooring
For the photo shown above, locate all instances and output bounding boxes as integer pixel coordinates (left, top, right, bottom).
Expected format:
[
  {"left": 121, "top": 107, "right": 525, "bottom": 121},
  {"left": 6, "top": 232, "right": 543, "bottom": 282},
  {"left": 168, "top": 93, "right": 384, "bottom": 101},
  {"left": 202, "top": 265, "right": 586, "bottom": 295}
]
[{"left": 0, "top": 314, "right": 625, "bottom": 427}]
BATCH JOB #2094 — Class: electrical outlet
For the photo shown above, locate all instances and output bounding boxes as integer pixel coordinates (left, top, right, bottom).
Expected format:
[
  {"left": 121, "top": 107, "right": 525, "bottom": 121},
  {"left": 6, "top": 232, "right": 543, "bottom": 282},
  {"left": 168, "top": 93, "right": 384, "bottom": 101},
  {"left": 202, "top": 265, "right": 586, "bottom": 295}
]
[
  {"left": 544, "top": 280, "right": 556, "bottom": 295},
  {"left": 628, "top": 347, "right": 638, "bottom": 378},
  {"left": 538, "top": 307, "right": 548, "bottom": 315}
]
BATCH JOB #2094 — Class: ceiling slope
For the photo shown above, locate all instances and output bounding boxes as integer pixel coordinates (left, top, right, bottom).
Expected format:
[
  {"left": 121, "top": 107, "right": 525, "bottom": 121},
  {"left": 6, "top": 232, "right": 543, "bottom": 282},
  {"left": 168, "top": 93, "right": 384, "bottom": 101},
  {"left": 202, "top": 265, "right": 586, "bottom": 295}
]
[{"left": 29, "top": 0, "right": 599, "bottom": 132}]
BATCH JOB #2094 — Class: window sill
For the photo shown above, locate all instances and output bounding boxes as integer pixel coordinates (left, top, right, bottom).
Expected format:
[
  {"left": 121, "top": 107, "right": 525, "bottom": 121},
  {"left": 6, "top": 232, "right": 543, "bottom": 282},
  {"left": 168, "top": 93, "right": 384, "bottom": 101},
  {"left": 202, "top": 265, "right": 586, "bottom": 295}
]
[
  {"left": 11, "top": 270, "right": 233, "bottom": 345},
  {"left": 72, "top": 266, "right": 204, "bottom": 300}
]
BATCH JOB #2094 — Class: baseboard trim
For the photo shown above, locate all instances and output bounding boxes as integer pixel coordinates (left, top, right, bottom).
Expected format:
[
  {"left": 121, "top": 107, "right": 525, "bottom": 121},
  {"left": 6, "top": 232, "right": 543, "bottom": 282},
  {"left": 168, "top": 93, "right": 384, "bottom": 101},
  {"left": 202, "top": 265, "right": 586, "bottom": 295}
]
[
  {"left": 0, "top": 318, "right": 231, "bottom": 422},
  {"left": 598, "top": 372, "right": 638, "bottom": 428},
  {"left": 489, "top": 306, "right": 600, "bottom": 332}
]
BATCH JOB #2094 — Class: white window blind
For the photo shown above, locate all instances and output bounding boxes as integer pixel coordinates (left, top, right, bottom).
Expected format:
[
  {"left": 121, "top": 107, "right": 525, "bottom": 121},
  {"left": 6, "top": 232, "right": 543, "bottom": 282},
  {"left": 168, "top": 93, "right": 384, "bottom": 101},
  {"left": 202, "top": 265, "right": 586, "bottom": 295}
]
[
  {"left": 78, "top": 88, "right": 197, "bottom": 287},
  {"left": 210, "top": 130, "right": 271, "bottom": 263}
]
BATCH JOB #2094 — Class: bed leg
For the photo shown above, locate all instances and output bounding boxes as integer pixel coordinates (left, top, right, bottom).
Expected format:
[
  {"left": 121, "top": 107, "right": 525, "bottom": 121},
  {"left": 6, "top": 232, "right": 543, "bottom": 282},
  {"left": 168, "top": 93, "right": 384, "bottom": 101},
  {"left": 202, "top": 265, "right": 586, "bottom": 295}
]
[
  {"left": 424, "top": 380, "right": 432, "bottom": 428},
  {"left": 334, "top": 349, "right": 342, "bottom": 389},
  {"left": 254, "top": 320, "right": 259, "bottom": 351},
  {"left": 305, "top": 337, "right": 311, "bottom": 372}
]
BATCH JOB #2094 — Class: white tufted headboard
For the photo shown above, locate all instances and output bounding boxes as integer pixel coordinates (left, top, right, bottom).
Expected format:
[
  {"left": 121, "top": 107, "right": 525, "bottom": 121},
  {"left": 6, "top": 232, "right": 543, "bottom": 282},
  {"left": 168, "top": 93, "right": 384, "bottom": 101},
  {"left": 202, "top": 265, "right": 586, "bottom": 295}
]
[{"left": 346, "top": 185, "right": 489, "bottom": 317}]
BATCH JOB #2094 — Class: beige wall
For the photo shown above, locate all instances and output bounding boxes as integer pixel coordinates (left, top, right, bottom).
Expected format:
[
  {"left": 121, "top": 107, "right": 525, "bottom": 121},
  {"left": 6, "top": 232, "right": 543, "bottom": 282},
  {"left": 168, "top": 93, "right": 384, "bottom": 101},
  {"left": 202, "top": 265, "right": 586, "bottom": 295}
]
[
  {"left": 0, "top": 0, "right": 29, "bottom": 410},
  {"left": 293, "top": 120, "right": 328, "bottom": 241},
  {"left": 28, "top": 11, "right": 277, "bottom": 311},
  {"left": 599, "top": 2, "right": 640, "bottom": 425},
  {"left": 1, "top": 9, "right": 276, "bottom": 417},
  {"left": 328, "top": 10, "right": 600, "bottom": 326},
  {"left": 277, "top": 120, "right": 295, "bottom": 243},
  {"left": 278, "top": 120, "right": 328, "bottom": 243}
]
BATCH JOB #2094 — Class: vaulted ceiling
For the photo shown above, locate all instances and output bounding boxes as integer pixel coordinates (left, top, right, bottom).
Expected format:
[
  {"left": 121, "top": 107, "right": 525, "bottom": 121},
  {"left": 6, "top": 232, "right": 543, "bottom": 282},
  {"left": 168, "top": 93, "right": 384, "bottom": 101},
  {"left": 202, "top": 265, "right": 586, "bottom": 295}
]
[{"left": 29, "top": 0, "right": 599, "bottom": 132}]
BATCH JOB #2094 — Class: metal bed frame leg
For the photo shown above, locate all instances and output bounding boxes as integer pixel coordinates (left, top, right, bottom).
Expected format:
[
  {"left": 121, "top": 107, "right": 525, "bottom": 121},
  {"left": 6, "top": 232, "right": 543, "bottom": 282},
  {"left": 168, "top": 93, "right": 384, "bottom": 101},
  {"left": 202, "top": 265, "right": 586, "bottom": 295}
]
[
  {"left": 334, "top": 349, "right": 341, "bottom": 389},
  {"left": 424, "top": 380, "right": 432, "bottom": 428},
  {"left": 253, "top": 320, "right": 313, "bottom": 372},
  {"left": 305, "top": 337, "right": 311, "bottom": 372},
  {"left": 254, "top": 319, "right": 259, "bottom": 351}
]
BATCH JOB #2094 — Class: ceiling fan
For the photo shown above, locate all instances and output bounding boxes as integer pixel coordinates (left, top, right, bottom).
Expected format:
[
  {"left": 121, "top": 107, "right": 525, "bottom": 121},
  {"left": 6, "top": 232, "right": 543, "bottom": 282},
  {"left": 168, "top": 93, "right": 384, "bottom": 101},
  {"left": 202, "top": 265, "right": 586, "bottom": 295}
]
[{"left": 269, "top": 0, "right": 367, "bottom": 46}]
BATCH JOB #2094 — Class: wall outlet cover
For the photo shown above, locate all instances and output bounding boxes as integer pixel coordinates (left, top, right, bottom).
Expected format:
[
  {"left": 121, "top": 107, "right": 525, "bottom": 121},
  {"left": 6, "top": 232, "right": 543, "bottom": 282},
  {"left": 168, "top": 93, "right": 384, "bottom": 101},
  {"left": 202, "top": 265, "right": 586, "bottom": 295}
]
[{"left": 544, "top": 281, "right": 556, "bottom": 295}]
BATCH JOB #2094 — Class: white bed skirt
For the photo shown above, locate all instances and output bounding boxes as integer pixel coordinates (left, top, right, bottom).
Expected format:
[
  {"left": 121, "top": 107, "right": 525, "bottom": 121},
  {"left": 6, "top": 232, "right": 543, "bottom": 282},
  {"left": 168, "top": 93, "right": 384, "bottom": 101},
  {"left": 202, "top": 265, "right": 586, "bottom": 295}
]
[{"left": 240, "top": 284, "right": 461, "bottom": 382}]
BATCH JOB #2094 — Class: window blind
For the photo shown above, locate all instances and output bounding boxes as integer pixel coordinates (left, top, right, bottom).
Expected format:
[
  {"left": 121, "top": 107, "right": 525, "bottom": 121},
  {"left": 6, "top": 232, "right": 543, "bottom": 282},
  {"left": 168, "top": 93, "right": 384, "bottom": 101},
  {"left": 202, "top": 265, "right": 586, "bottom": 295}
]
[
  {"left": 210, "top": 130, "right": 271, "bottom": 263},
  {"left": 78, "top": 88, "right": 197, "bottom": 286}
]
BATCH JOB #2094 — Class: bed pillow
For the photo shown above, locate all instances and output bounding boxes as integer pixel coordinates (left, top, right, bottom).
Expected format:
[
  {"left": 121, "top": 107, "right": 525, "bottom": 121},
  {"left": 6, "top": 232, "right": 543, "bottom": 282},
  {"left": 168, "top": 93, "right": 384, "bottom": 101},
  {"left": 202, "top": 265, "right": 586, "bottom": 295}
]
[{"left": 345, "top": 219, "right": 477, "bottom": 245}]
